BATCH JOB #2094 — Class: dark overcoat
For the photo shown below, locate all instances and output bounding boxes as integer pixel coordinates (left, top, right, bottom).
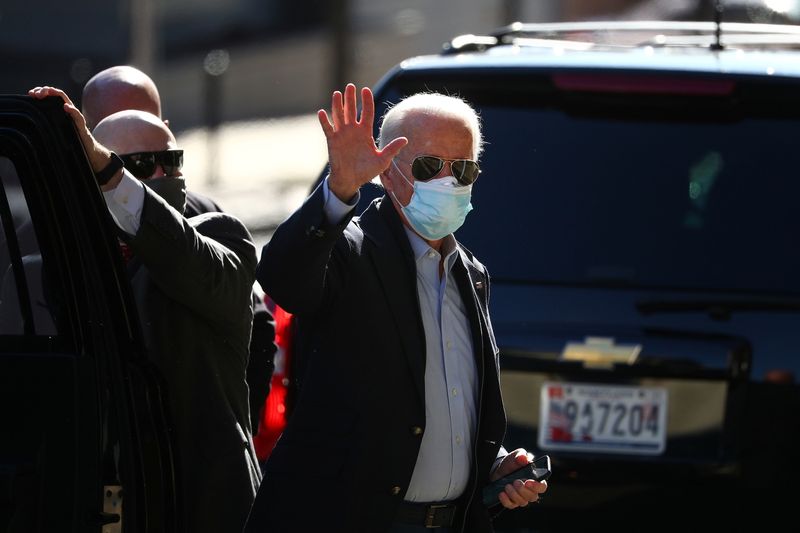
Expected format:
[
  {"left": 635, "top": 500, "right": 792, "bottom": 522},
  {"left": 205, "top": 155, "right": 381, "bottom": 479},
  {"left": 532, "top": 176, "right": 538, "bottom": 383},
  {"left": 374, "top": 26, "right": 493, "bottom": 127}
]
[{"left": 127, "top": 187, "right": 261, "bottom": 533}]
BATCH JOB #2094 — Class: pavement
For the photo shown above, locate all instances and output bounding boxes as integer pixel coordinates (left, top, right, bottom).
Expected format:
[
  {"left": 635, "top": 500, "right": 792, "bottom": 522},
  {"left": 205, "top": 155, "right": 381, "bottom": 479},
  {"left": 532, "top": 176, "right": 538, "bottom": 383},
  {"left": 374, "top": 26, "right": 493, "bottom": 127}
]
[{"left": 175, "top": 113, "right": 329, "bottom": 252}]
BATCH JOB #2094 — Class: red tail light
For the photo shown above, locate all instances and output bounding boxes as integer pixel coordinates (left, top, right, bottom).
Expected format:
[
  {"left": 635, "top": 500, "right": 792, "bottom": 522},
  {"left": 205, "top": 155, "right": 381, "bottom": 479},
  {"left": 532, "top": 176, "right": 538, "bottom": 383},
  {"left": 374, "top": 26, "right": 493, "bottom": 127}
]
[{"left": 253, "top": 303, "right": 293, "bottom": 462}]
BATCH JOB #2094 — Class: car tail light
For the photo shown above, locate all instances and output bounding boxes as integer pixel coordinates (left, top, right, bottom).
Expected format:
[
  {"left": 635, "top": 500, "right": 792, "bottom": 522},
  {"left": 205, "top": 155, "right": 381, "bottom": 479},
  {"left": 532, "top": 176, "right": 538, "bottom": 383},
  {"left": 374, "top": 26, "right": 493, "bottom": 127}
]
[{"left": 253, "top": 303, "right": 294, "bottom": 462}]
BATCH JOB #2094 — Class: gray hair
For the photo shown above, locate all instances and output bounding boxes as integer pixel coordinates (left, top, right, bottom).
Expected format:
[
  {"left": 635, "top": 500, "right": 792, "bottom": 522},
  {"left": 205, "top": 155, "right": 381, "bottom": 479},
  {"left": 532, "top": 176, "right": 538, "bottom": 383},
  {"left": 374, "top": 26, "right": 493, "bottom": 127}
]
[{"left": 377, "top": 92, "right": 483, "bottom": 160}]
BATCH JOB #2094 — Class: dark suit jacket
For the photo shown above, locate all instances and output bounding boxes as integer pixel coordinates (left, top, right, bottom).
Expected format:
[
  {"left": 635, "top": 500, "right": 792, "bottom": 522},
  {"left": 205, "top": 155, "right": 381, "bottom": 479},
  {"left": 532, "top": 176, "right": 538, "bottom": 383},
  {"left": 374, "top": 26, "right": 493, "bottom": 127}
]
[
  {"left": 127, "top": 187, "right": 261, "bottom": 533},
  {"left": 247, "top": 183, "right": 506, "bottom": 533},
  {"left": 184, "top": 189, "right": 277, "bottom": 433}
]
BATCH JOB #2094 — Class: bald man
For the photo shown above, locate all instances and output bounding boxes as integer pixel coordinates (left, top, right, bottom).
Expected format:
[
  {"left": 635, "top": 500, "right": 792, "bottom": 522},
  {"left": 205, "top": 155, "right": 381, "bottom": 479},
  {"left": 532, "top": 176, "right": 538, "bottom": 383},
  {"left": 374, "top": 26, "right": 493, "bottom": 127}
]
[
  {"left": 81, "top": 65, "right": 221, "bottom": 216},
  {"left": 82, "top": 66, "right": 276, "bottom": 434},
  {"left": 29, "top": 86, "right": 261, "bottom": 533},
  {"left": 82, "top": 66, "right": 161, "bottom": 131}
]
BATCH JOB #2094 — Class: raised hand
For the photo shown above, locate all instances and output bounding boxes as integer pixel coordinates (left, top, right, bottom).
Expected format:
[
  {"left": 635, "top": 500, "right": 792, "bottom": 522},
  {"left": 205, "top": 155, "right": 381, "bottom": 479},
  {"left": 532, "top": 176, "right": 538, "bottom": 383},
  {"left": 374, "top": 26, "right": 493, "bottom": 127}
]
[
  {"left": 28, "top": 86, "right": 113, "bottom": 175},
  {"left": 318, "top": 84, "right": 408, "bottom": 202}
]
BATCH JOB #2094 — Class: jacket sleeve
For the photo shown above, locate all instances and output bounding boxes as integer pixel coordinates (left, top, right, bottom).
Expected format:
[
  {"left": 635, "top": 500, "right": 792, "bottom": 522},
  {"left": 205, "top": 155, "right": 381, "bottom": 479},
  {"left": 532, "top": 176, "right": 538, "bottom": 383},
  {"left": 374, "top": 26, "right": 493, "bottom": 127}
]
[
  {"left": 256, "top": 182, "right": 353, "bottom": 315},
  {"left": 128, "top": 187, "right": 257, "bottom": 324}
]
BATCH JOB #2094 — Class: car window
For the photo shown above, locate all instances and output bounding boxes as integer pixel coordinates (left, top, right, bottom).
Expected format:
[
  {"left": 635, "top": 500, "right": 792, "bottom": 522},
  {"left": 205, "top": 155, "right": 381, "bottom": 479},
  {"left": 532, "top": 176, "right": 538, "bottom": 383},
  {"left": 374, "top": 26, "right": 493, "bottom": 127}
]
[
  {"left": 463, "top": 105, "right": 800, "bottom": 293},
  {"left": 0, "top": 155, "right": 57, "bottom": 335}
]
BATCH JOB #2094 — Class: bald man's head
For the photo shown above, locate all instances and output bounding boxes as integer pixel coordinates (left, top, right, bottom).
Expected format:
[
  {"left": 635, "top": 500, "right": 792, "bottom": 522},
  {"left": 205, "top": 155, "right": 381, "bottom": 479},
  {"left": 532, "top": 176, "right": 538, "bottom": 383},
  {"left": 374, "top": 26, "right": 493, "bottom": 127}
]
[
  {"left": 82, "top": 66, "right": 162, "bottom": 130},
  {"left": 94, "top": 110, "right": 176, "bottom": 162},
  {"left": 94, "top": 110, "right": 185, "bottom": 218}
]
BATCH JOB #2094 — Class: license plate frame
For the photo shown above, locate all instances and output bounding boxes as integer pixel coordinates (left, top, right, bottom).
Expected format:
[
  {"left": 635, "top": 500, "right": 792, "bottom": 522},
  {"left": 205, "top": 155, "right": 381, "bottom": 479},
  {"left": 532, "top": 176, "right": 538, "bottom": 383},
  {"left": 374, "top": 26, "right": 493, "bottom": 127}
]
[{"left": 538, "top": 381, "right": 668, "bottom": 455}]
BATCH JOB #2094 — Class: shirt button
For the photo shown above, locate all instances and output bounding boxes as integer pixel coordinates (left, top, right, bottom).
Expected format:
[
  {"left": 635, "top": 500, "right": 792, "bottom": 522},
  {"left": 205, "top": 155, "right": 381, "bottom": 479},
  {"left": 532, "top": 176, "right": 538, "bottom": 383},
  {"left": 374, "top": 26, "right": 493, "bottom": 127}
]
[
  {"left": 410, "top": 426, "right": 423, "bottom": 436},
  {"left": 446, "top": 340, "right": 452, "bottom": 350},
  {"left": 427, "top": 250, "right": 436, "bottom": 258},
  {"left": 456, "top": 435, "right": 462, "bottom": 445},
  {"left": 390, "top": 486, "right": 402, "bottom": 496},
  {"left": 452, "top": 387, "right": 458, "bottom": 397}
]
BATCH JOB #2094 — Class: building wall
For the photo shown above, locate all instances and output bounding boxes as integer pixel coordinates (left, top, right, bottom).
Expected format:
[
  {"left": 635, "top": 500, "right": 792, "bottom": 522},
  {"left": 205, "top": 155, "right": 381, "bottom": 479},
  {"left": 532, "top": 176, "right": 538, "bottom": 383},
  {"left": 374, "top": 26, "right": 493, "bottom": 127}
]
[
  {"left": 158, "top": 0, "right": 555, "bottom": 130},
  {"left": 2, "top": 0, "right": 645, "bottom": 132}
]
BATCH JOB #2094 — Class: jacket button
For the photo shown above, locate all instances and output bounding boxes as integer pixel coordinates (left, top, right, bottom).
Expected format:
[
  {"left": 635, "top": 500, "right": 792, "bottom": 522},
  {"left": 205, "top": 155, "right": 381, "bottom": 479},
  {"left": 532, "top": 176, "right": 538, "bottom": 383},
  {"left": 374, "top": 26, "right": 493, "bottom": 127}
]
[
  {"left": 390, "top": 486, "right": 402, "bottom": 496},
  {"left": 410, "top": 426, "right": 423, "bottom": 436},
  {"left": 306, "top": 225, "right": 325, "bottom": 238}
]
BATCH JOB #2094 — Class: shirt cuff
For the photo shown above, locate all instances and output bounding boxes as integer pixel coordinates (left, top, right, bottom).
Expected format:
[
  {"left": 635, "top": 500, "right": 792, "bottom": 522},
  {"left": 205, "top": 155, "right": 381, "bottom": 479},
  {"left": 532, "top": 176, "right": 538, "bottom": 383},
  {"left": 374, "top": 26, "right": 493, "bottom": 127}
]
[
  {"left": 322, "top": 175, "right": 359, "bottom": 225},
  {"left": 491, "top": 446, "right": 509, "bottom": 476},
  {"left": 102, "top": 169, "right": 145, "bottom": 235}
]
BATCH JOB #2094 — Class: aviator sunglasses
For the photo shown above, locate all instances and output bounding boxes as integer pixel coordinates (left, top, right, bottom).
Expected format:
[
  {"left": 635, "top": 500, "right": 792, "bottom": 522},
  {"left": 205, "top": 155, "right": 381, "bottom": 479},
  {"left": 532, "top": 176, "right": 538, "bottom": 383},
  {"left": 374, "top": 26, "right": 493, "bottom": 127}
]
[
  {"left": 403, "top": 155, "right": 481, "bottom": 186},
  {"left": 119, "top": 149, "right": 184, "bottom": 179}
]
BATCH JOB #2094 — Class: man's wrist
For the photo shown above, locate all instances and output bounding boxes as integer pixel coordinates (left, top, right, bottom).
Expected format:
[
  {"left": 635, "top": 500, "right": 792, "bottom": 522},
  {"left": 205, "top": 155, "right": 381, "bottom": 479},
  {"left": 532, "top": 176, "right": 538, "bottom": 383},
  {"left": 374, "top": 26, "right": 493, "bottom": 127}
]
[{"left": 95, "top": 152, "right": 124, "bottom": 186}]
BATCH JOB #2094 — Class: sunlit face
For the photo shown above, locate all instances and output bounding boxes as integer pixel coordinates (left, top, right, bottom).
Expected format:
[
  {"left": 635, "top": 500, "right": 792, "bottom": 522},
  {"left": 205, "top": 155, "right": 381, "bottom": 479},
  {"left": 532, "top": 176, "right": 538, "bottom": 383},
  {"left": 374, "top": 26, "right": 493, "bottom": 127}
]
[{"left": 381, "top": 112, "right": 475, "bottom": 208}]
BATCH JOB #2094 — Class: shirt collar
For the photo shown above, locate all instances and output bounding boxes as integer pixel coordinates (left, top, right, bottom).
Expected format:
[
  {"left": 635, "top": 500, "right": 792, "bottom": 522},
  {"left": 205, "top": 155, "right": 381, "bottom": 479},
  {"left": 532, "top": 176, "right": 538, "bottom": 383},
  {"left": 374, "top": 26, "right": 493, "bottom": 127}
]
[{"left": 403, "top": 225, "right": 458, "bottom": 266}]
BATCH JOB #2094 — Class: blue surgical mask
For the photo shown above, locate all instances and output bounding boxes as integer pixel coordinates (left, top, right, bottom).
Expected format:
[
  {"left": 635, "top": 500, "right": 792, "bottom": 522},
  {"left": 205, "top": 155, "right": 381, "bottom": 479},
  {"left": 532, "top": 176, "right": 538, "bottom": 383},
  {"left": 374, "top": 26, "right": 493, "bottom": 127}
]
[{"left": 390, "top": 159, "right": 473, "bottom": 240}]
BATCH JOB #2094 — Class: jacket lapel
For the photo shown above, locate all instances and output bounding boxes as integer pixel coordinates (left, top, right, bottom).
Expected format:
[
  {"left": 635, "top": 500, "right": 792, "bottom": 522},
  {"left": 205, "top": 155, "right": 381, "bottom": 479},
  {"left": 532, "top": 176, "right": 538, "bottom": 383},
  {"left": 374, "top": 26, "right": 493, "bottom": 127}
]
[
  {"left": 452, "top": 249, "right": 486, "bottom": 372},
  {"left": 360, "top": 196, "right": 427, "bottom": 404}
]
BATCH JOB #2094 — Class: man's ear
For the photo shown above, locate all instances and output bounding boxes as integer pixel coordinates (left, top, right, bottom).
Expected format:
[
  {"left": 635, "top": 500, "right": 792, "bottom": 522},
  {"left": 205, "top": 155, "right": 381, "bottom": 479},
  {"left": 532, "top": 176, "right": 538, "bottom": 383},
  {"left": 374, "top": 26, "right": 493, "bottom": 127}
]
[{"left": 378, "top": 170, "right": 392, "bottom": 192}]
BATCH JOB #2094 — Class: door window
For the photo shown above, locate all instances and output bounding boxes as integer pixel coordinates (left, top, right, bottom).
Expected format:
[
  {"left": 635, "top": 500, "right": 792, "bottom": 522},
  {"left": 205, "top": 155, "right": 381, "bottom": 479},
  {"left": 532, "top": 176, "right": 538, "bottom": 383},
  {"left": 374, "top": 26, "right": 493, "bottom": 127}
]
[{"left": 0, "top": 156, "right": 57, "bottom": 335}]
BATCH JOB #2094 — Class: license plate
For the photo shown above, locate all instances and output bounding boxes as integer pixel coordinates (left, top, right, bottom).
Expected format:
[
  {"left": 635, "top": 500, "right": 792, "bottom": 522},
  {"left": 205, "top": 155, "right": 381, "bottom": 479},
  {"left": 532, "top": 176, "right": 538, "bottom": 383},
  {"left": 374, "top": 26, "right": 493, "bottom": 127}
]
[{"left": 538, "top": 382, "right": 668, "bottom": 455}]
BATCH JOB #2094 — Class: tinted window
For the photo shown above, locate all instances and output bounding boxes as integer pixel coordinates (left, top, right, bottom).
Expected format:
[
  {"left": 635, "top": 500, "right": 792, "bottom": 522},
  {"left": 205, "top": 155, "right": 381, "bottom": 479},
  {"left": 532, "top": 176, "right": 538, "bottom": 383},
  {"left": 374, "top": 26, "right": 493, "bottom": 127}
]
[{"left": 0, "top": 156, "right": 57, "bottom": 335}]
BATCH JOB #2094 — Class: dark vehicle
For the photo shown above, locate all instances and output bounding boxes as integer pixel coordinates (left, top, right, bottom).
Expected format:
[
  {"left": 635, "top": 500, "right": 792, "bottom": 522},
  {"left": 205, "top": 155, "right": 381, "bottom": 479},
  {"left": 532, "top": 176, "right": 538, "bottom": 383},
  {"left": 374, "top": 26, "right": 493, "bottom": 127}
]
[
  {"left": 274, "top": 19, "right": 800, "bottom": 531},
  {"left": 0, "top": 96, "right": 177, "bottom": 530}
]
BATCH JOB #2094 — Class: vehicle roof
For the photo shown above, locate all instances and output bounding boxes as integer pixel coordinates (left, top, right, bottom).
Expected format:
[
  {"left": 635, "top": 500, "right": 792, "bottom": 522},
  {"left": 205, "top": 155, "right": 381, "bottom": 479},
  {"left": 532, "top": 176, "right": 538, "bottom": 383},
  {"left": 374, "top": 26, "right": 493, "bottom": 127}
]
[{"left": 391, "top": 21, "right": 800, "bottom": 79}]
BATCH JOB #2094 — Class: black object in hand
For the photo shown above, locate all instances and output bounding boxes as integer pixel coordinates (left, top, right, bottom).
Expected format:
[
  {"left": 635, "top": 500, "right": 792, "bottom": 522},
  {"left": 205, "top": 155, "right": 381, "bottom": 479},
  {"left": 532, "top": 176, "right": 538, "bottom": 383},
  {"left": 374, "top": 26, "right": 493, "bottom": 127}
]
[{"left": 483, "top": 454, "right": 551, "bottom": 507}]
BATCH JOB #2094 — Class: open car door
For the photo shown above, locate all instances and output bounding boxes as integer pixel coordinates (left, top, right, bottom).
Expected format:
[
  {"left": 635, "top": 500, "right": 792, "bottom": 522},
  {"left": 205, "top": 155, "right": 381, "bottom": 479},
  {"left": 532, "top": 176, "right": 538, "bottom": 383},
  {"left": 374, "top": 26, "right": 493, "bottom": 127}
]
[{"left": 0, "top": 95, "right": 178, "bottom": 532}]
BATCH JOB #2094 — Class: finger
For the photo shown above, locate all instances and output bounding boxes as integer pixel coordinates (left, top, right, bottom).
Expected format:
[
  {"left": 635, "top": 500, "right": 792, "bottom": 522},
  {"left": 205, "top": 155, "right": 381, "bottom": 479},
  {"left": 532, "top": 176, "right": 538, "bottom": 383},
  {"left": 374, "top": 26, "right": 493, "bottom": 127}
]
[
  {"left": 343, "top": 83, "right": 357, "bottom": 125},
  {"left": 42, "top": 86, "right": 74, "bottom": 107},
  {"left": 506, "top": 480, "right": 533, "bottom": 507},
  {"left": 512, "top": 448, "right": 529, "bottom": 462},
  {"left": 359, "top": 87, "right": 374, "bottom": 126},
  {"left": 497, "top": 490, "right": 518, "bottom": 509},
  {"left": 28, "top": 86, "right": 76, "bottom": 109},
  {"left": 63, "top": 102, "right": 88, "bottom": 130},
  {"left": 53, "top": 87, "right": 75, "bottom": 108},
  {"left": 28, "top": 87, "right": 50, "bottom": 100},
  {"left": 317, "top": 109, "right": 334, "bottom": 138},
  {"left": 331, "top": 90, "right": 344, "bottom": 130},
  {"left": 377, "top": 137, "right": 408, "bottom": 162},
  {"left": 514, "top": 480, "right": 542, "bottom": 503}
]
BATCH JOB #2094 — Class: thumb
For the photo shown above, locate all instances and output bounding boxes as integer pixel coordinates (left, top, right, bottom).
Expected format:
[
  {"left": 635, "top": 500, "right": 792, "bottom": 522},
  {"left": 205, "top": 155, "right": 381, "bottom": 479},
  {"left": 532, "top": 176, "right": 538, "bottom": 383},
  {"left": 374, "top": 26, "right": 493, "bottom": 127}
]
[
  {"left": 510, "top": 449, "right": 530, "bottom": 467},
  {"left": 377, "top": 136, "right": 408, "bottom": 164}
]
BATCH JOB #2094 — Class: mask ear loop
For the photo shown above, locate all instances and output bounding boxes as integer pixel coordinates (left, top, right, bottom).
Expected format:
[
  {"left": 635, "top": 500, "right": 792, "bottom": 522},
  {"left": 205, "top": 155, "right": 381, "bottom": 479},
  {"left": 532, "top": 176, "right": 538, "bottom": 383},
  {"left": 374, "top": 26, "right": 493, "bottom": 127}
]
[
  {"left": 388, "top": 159, "right": 417, "bottom": 211},
  {"left": 391, "top": 159, "right": 416, "bottom": 188}
]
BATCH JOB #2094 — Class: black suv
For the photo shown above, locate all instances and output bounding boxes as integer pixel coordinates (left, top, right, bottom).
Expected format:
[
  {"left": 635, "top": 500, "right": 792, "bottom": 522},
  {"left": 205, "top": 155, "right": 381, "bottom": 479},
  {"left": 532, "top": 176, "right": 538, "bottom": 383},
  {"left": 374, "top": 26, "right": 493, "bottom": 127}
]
[
  {"left": 341, "top": 20, "right": 800, "bottom": 531},
  {"left": 0, "top": 97, "right": 178, "bottom": 530}
]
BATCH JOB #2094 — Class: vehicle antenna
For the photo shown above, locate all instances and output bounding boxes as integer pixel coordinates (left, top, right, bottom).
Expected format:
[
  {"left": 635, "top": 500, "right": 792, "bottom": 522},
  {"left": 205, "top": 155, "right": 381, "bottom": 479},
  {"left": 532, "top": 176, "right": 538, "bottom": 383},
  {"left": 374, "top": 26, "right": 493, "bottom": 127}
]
[{"left": 711, "top": 0, "right": 724, "bottom": 51}]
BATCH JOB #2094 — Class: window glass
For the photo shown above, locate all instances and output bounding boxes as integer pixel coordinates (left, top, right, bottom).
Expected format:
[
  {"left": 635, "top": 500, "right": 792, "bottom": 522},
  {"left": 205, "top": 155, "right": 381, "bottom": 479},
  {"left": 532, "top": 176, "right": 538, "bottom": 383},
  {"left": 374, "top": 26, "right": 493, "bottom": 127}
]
[
  {"left": 459, "top": 106, "right": 800, "bottom": 294},
  {"left": 0, "top": 156, "right": 57, "bottom": 335}
]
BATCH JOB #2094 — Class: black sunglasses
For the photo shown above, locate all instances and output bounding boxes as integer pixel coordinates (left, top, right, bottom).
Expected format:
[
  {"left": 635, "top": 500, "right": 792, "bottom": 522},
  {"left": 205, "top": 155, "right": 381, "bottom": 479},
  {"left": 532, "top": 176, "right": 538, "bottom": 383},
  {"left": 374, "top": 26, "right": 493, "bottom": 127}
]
[
  {"left": 119, "top": 149, "right": 184, "bottom": 179},
  {"left": 406, "top": 155, "right": 481, "bottom": 186}
]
